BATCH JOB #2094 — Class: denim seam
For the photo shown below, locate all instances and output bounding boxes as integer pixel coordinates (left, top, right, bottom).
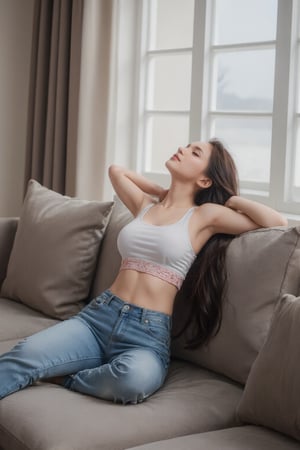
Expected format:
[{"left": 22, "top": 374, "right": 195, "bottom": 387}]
[
  {"left": 32, "top": 355, "right": 102, "bottom": 378},
  {"left": 0, "top": 355, "right": 101, "bottom": 399}
]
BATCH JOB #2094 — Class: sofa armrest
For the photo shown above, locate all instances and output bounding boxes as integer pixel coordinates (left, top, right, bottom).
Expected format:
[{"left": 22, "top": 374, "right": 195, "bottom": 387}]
[{"left": 0, "top": 217, "right": 19, "bottom": 288}]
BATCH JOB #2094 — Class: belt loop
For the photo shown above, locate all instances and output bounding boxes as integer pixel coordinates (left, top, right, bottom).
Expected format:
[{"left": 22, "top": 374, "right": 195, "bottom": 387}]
[
  {"left": 141, "top": 308, "right": 148, "bottom": 323},
  {"left": 103, "top": 290, "right": 114, "bottom": 305}
]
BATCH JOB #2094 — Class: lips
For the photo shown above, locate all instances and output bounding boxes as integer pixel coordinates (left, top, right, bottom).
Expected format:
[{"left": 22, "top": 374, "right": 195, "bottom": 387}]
[{"left": 171, "top": 154, "right": 180, "bottom": 161}]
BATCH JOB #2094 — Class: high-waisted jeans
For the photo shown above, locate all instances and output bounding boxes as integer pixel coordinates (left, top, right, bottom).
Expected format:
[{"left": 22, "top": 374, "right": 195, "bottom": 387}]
[{"left": 0, "top": 290, "right": 171, "bottom": 404}]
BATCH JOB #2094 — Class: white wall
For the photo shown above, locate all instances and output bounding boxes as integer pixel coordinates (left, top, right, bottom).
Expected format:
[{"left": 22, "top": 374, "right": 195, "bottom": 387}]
[{"left": 0, "top": 0, "right": 34, "bottom": 217}]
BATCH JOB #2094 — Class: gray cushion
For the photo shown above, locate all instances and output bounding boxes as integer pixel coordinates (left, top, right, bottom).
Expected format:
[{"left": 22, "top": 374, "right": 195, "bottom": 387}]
[
  {"left": 0, "top": 339, "right": 24, "bottom": 356},
  {"left": 0, "top": 297, "right": 58, "bottom": 344},
  {"left": 0, "top": 218, "right": 18, "bottom": 288},
  {"left": 0, "top": 360, "right": 242, "bottom": 450},
  {"left": 236, "top": 293, "right": 300, "bottom": 441},
  {"left": 172, "top": 226, "right": 300, "bottom": 384},
  {"left": 127, "top": 426, "right": 300, "bottom": 450},
  {"left": 1, "top": 179, "right": 114, "bottom": 319}
]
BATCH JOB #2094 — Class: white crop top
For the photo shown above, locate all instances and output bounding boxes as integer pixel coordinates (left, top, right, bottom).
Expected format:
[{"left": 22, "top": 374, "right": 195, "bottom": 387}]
[{"left": 117, "top": 203, "right": 197, "bottom": 289}]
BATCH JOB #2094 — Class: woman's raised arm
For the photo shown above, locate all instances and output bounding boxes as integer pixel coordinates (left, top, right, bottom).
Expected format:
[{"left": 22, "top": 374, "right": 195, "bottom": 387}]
[
  {"left": 209, "top": 196, "right": 288, "bottom": 236},
  {"left": 108, "top": 165, "right": 166, "bottom": 216},
  {"left": 225, "top": 196, "right": 288, "bottom": 227}
]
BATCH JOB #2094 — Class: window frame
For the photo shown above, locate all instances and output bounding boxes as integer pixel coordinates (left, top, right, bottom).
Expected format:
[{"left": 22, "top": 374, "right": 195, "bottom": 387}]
[{"left": 134, "top": 0, "right": 300, "bottom": 218}]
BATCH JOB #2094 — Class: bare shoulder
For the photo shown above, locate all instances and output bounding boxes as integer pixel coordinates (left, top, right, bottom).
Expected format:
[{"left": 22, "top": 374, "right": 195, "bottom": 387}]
[
  {"left": 195, "top": 201, "right": 261, "bottom": 236},
  {"left": 193, "top": 202, "right": 225, "bottom": 225}
]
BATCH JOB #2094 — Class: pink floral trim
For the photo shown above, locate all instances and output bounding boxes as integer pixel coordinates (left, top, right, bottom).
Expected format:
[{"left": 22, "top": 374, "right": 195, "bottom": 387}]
[{"left": 120, "top": 257, "right": 183, "bottom": 289}]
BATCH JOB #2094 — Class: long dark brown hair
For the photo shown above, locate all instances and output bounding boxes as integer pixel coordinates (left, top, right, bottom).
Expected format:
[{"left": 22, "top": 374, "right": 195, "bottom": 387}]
[{"left": 175, "top": 138, "right": 239, "bottom": 349}]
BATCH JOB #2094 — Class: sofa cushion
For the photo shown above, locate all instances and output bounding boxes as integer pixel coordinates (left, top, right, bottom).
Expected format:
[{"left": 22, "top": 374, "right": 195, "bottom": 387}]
[
  {"left": 0, "top": 179, "right": 113, "bottom": 319},
  {"left": 236, "top": 293, "right": 300, "bottom": 441},
  {"left": 126, "top": 426, "right": 300, "bottom": 450},
  {"left": 0, "top": 338, "right": 25, "bottom": 357},
  {"left": 0, "top": 360, "right": 243, "bottom": 450},
  {"left": 0, "top": 218, "right": 18, "bottom": 288},
  {"left": 172, "top": 225, "right": 300, "bottom": 384},
  {"left": 0, "top": 297, "right": 58, "bottom": 345}
]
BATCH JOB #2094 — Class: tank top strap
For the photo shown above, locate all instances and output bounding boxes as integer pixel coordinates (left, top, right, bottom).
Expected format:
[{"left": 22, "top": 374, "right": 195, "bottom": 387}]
[
  {"left": 137, "top": 202, "right": 155, "bottom": 218},
  {"left": 180, "top": 206, "right": 197, "bottom": 225}
]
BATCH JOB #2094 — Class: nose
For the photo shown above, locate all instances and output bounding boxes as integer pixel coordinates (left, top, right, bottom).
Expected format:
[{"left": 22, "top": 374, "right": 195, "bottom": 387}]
[{"left": 178, "top": 147, "right": 184, "bottom": 155}]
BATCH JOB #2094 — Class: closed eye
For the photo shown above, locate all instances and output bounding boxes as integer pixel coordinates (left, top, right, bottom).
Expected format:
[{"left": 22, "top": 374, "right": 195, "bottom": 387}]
[{"left": 187, "top": 143, "right": 202, "bottom": 158}]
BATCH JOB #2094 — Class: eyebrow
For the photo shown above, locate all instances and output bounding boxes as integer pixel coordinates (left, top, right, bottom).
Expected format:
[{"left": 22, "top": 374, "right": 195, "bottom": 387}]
[{"left": 187, "top": 143, "right": 204, "bottom": 154}]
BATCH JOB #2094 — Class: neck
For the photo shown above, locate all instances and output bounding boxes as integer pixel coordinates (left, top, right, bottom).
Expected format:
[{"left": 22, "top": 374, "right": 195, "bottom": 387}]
[{"left": 161, "top": 181, "right": 196, "bottom": 208}]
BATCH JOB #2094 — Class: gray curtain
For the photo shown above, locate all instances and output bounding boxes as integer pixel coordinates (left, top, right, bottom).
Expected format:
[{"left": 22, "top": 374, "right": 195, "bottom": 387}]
[{"left": 24, "top": 0, "right": 83, "bottom": 196}]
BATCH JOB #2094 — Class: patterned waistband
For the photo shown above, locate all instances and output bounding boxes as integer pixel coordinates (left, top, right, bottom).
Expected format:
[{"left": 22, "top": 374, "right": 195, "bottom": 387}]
[{"left": 119, "top": 257, "right": 184, "bottom": 289}]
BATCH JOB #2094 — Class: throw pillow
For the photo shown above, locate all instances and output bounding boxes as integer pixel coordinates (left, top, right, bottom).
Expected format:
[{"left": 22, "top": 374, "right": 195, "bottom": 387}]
[
  {"left": 236, "top": 293, "right": 300, "bottom": 441},
  {"left": 1, "top": 179, "right": 114, "bottom": 319}
]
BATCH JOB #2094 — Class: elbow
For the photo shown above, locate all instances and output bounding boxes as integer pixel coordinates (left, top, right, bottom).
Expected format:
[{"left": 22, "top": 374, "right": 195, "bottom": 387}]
[
  {"left": 278, "top": 216, "right": 288, "bottom": 227},
  {"left": 109, "top": 164, "right": 121, "bottom": 174},
  {"left": 269, "top": 215, "right": 288, "bottom": 227},
  {"left": 108, "top": 165, "right": 125, "bottom": 179}
]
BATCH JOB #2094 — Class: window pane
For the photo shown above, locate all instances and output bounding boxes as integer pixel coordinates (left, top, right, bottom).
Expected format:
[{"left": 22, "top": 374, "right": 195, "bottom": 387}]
[
  {"left": 150, "top": 0, "right": 194, "bottom": 50},
  {"left": 213, "top": 50, "right": 275, "bottom": 112},
  {"left": 147, "top": 54, "right": 192, "bottom": 111},
  {"left": 211, "top": 117, "right": 272, "bottom": 183},
  {"left": 213, "top": 0, "right": 278, "bottom": 45},
  {"left": 145, "top": 115, "right": 189, "bottom": 172},
  {"left": 294, "top": 119, "right": 300, "bottom": 187}
]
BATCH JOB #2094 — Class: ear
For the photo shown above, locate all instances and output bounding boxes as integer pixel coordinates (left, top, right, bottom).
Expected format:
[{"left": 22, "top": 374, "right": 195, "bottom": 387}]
[{"left": 196, "top": 177, "right": 212, "bottom": 189}]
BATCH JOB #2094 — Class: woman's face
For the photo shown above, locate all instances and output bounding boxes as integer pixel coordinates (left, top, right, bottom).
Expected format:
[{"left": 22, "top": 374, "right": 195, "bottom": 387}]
[{"left": 165, "top": 141, "right": 212, "bottom": 187}]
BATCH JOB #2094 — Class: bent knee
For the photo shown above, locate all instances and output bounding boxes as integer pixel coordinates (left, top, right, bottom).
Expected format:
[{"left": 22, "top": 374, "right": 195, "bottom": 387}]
[{"left": 109, "top": 350, "right": 166, "bottom": 404}]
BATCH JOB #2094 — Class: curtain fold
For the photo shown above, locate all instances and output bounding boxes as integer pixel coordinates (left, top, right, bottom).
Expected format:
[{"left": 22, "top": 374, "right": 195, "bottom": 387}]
[
  {"left": 24, "top": 0, "right": 115, "bottom": 200},
  {"left": 24, "top": 0, "right": 83, "bottom": 196}
]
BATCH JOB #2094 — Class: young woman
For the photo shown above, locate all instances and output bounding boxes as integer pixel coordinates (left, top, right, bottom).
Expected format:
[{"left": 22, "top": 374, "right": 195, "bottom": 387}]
[{"left": 0, "top": 138, "right": 287, "bottom": 404}]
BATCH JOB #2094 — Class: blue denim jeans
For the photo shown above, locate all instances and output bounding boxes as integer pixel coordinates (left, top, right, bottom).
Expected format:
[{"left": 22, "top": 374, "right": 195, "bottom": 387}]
[{"left": 0, "top": 290, "right": 171, "bottom": 404}]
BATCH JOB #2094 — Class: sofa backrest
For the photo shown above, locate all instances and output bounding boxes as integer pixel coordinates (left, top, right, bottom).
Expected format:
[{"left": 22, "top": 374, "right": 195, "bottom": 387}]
[
  {"left": 0, "top": 217, "right": 19, "bottom": 288},
  {"left": 172, "top": 224, "right": 300, "bottom": 384}
]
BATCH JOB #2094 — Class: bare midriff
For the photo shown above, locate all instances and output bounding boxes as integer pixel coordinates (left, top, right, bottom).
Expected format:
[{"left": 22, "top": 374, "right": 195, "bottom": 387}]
[{"left": 109, "top": 269, "right": 178, "bottom": 315}]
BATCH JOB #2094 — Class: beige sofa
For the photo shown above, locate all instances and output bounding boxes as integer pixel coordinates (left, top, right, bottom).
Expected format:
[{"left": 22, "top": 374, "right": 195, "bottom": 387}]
[{"left": 0, "top": 180, "right": 300, "bottom": 450}]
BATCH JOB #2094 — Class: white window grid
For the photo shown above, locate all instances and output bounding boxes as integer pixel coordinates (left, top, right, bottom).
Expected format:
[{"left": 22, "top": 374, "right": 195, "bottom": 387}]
[{"left": 135, "top": 0, "right": 300, "bottom": 216}]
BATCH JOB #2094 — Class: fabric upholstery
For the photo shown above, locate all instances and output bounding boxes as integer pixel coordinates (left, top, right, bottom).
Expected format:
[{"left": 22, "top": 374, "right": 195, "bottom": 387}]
[
  {"left": 1, "top": 180, "right": 113, "bottom": 319},
  {"left": 0, "top": 339, "right": 24, "bottom": 356},
  {"left": 0, "top": 297, "right": 58, "bottom": 344},
  {"left": 236, "top": 293, "right": 300, "bottom": 441},
  {"left": 127, "top": 426, "right": 300, "bottom": 450},
  {"left": 0, "top": 360, "right": 242, "bottom": 450},
  {"left": 0, "top": 218, "right": 18, "bottom": 288},
  {"left": 171, "top": 225, "right": 300, "bottom": 384}
]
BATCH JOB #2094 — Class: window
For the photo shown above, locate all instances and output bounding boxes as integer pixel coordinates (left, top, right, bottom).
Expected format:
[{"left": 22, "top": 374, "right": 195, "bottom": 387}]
[
  {"left": 208, "top": 0, "right": 277, "bottom": 190},
  {"left": 136, "top": 0, "right": 300, "bottom": 216},
  {"left": 138, "top": 0, "right": 194, "bottom": 174}
]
